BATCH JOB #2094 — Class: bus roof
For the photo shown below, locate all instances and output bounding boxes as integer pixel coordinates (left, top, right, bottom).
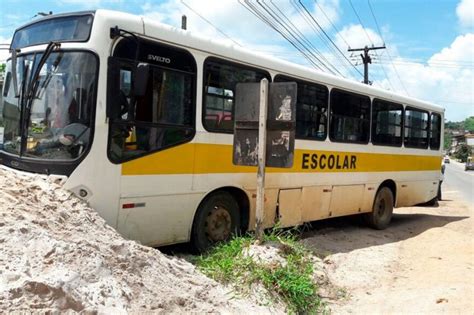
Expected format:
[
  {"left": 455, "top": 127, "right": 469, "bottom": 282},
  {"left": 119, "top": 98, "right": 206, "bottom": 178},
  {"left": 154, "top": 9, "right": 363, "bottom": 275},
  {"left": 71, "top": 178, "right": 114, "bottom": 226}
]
[
  {"left": 131, "top": 9, "right": 444, "bottom": 113},
  {"left": 14, "top": 9, "right": 444, "bottom": 113}
]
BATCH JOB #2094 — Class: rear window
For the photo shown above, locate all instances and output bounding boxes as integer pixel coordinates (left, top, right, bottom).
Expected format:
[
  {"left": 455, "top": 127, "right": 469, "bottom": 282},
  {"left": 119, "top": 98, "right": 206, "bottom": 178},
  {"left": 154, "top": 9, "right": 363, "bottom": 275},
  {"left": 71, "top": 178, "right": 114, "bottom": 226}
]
[
  {"left": 11, "top": 14, "right": 94, "bottom": 49},
  {"left": 404, "top": 107, "right": 429, "bottom": 149}
]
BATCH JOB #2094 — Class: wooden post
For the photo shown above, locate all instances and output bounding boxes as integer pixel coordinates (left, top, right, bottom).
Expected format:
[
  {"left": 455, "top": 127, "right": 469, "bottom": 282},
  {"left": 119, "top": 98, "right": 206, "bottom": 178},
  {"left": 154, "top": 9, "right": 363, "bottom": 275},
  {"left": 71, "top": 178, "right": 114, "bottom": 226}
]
[{"left": 256, "top": 78, "right": 268, "bottom": 241}]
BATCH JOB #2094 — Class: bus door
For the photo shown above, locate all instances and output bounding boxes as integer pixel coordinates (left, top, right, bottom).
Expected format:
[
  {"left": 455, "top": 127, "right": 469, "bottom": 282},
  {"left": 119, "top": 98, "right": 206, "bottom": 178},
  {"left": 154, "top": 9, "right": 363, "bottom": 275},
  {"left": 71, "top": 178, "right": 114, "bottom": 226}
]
[{"left": 107, "top": 36, "right": 198, "bottom": 245}]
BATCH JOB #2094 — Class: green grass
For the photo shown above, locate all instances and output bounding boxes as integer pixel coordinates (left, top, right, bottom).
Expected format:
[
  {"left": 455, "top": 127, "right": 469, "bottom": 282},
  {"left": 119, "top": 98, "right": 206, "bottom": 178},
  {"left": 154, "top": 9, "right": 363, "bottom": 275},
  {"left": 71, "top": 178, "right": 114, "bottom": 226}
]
[{"left": 195, "top": 229, "right": 324, "bottom": 314}]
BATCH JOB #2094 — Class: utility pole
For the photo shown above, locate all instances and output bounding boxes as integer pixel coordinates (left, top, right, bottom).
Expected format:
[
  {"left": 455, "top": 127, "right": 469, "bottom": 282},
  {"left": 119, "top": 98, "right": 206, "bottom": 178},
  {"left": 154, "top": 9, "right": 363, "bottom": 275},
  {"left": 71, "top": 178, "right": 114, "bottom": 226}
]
[{"left": 348, "top": 45, "right": 386, "bottom": 84}]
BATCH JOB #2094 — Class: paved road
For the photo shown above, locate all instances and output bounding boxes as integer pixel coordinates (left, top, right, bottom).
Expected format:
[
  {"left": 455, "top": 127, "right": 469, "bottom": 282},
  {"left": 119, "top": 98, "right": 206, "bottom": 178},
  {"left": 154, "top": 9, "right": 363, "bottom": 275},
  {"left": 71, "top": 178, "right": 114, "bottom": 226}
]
[{"left": 443, "top": 160, "right": 474, "bottom": 207}]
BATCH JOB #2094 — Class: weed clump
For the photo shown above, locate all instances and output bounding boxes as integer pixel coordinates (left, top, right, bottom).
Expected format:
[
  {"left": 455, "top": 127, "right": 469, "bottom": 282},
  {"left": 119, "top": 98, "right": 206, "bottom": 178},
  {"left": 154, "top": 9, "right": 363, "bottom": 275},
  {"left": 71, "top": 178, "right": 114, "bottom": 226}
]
[{"left": 196, "top": 230, "right": 324, "bottom": 314}]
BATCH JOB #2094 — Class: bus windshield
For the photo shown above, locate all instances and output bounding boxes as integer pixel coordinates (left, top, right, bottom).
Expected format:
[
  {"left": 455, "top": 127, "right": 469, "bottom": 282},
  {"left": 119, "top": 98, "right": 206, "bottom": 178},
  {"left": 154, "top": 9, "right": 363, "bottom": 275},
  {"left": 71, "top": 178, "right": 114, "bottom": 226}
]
[{"left": 1, "top": 51, "right": 97, "bottom": 160}]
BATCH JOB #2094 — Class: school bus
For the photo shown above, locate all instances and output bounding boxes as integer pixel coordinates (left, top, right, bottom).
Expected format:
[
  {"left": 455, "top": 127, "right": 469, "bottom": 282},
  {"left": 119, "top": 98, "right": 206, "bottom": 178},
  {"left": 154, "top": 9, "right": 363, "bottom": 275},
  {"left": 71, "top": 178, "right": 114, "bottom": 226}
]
[{"left": 0, "top": 10, "right": 443, "bottom": 252}]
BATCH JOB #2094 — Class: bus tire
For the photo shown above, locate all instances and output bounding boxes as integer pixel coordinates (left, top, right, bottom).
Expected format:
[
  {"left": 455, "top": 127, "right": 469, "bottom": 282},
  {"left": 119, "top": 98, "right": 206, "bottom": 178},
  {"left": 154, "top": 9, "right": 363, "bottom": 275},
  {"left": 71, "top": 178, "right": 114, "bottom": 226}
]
[
  {"left": 190, "top": 191, "right": 240, "bottom": 253},
  {"left": 365, "top": 186, "right": 393, "bottom": 230}
]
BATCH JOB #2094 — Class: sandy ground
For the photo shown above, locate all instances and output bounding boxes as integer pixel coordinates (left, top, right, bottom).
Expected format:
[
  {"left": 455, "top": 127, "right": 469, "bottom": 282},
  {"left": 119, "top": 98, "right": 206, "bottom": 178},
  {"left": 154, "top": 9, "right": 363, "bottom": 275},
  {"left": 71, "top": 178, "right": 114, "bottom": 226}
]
[
  {"left": 0, "top": 166, "right": 281, "bottom": 314},
  {"left": 302, "top": 190, "right": 474, "bottom": 314},
  {"left": 2, "top": 163, "right": 472, "bottom": 314}
]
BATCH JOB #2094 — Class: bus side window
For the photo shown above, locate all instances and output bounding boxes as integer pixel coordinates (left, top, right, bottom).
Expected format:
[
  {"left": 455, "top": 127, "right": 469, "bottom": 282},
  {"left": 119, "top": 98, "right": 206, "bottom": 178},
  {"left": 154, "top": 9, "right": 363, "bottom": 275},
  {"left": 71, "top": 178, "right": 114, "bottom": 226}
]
[
  {"left": 274, "top": 75, "right": 328, "bottom": 141},
  {"left": 371, "top": 99, "right": 403, "bottom": 146},
  {"left": 404, "top": 107, "right": 429, "bottom": 149},
  {"left": 108, "top": 38, "right": 196, "bottom": 163},
  {"left": 329, "top": 89, "right": 370, "bottom": 143},
  {"left": 203, "top": 58, "right": 269, "bottom": 133},
  {"left": 430, "top": 113, "right": 441, "bottom": 150}
]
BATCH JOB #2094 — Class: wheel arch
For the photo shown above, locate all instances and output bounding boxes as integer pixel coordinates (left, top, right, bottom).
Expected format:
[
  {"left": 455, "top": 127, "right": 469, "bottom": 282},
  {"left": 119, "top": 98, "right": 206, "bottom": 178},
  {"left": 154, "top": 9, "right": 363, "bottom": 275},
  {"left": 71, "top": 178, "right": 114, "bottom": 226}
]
[
  {"left": 378, "top": 179, "right": 397, "bottom": 206},
  {"left": 194, "top": 186, "right": 250, "bottom": 234}
]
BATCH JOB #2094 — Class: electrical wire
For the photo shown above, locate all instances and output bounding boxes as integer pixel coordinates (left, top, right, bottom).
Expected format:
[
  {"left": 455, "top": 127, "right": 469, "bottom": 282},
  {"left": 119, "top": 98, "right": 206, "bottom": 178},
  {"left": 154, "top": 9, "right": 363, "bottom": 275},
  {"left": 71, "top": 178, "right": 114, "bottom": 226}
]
[
  {"left": 367, "top": 0, "right": 384, "bottom": 43},
  {"left": 315, "top": 0, "right": 351, "bottom": 49},
  {"left": 264, "top": 0, "right": 345, "bottom": 76},
  {"left": 348, "top": 0, "right": 397, "bottom": 90},
  {"left": 257, "top": 0, "right": 339, "bottom": 74},
  {"left": 181, "top": 0, "right": 243, "bottom": 47},
  {"left": 363, "top": 0, "right": 410, "bottom": 95},
  {"left": 295, "top": 0, "right": 363, "bottom": 78},
  {"left": 240, "top": 0, "right": 329, "bottom": 73}
]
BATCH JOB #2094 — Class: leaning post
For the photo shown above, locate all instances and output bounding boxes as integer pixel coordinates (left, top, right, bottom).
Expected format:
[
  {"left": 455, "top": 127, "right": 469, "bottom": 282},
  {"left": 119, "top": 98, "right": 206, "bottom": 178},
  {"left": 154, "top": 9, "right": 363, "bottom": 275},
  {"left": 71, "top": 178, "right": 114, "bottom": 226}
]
[{"left": 255, "top": 78, "right": 268, "bottom": 241}]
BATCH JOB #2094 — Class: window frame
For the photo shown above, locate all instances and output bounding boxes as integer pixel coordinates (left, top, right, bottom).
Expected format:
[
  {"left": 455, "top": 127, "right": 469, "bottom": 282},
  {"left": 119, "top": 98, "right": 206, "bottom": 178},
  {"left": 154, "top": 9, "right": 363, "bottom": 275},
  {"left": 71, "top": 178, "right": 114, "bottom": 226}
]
[
  {"left": 202, "top": 56, "right": 271, "bottom": 134},
  {"left": 274, "top": 74, "right": 329, "bottom": 141},
  {"left": 371, "top": 98, "right": 404, "bottom": 147},
  {"left": 329, "top": 88, "right": 371, "bottom": 144},
  {"left": 0, "top": 49, "right": 99, "bottom": 176},
  {"left": 107, "top": 38, "right": 197, "bottom": 164},
  {"left": 403, "top": 106, "right": 430, "bottom": 149},
  {"left": 429, "top": 112, "right": 442, "bottom": 150},
  {"left": 10, "top": 12, "right": 95, "bottom": 50}
]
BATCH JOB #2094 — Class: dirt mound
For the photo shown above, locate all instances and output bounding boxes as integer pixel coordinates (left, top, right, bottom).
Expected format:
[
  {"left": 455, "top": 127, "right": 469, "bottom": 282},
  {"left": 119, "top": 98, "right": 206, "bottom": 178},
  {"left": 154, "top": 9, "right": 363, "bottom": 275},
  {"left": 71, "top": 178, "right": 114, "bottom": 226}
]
[{"left": 0, "top": 166, "right": 271, "bottom": 313}]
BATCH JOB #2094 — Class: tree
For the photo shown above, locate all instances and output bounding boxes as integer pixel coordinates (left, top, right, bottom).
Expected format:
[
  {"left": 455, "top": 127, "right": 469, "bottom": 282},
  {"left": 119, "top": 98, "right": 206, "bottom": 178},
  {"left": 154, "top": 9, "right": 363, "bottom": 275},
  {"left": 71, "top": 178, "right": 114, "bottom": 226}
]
[
  {"left": 444, "top": 133, "right": 452, "bottom": 151},
  {"left": 464, "top": 116, "right": 474, "bottom": 133},
  {"left": 454, "top": 144, "right": 472, "bottom": 162},
  {"left": 445, "top": 120, "right": 463, "bottom": 130}
]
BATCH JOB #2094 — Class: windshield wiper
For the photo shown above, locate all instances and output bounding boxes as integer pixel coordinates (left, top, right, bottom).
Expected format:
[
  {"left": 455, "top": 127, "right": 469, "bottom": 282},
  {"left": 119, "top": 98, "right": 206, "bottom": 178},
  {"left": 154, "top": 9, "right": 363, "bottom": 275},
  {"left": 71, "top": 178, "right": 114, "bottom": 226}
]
[
  {"left": 26, "top": 41, "right": 61, "bottom": 103},
  {"left": 20, "top": 41, "right": 60, "bottom": 156},
  {"left": 10, "top": 48, "right": 20, "bottom": 97}
]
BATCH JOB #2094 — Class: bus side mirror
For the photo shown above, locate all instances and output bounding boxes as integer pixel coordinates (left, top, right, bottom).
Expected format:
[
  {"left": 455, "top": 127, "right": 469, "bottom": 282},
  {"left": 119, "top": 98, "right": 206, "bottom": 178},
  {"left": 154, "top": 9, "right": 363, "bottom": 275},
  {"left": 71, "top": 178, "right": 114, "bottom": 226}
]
[{"left": 133, "top": 63, "right": 149, "bottom": 97}]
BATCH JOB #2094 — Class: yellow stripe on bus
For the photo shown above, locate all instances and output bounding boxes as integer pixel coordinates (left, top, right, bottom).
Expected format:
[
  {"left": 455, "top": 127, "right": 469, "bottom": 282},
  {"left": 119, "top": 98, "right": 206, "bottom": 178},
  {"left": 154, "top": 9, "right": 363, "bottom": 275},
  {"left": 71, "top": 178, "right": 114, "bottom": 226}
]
[{"left": 121, "top": 143, "right": 442, "bottom": 175}]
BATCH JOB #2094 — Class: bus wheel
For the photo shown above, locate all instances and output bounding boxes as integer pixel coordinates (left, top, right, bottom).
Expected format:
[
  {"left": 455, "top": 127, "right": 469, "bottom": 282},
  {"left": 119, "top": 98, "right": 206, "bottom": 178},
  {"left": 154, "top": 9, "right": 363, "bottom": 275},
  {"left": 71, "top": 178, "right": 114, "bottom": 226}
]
[
  {"left": 365, "top": 187, "right": 393, "bottom": 230},
  {"left": 190, "top": 192, "right": 240, "bottom": 253}
]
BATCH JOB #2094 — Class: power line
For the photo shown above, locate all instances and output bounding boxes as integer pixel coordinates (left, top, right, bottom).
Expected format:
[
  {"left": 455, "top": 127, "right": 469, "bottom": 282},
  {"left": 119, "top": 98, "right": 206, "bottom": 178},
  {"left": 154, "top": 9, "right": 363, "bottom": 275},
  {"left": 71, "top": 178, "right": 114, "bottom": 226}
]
[
  {"left": 373, "top": 58, "right": 474, "bottom": 69},
  {"left": 180, "top": 0, "right": 242, "bottom": 47},
  {"left": 349, "top": 0, "right": 402, "bottom": 92},
  {"left": 375, "top": 56, "right": 474, "bottom": 66},
  {"left": 348, "top": 0, "right": 375, "bottom": 44},
  {"left": 367, "top": 0, "right": 384, "bottom": 44},
  {"left": 349, "top": 45, "right": 386, "bottom": 84},
  {"left": 289, "top": 0, "right": 353, "bottom": 77},
  {"left": 364, "top": 0, "right": 410, "bottom": 96},
  {"left": 294, "top": 0, "right": 362, "bottom": 78},
  {"left": 265, "top": 0, "right": 344, "bottom": 76},
  {"left": 241, "top": 1, "right": 325, "bottom": 71},
  {"left": 249, "top": 1, "right": 327, "bottom": 72},
  {"left": 348, "top": 0, "right": 393, "bottom": 88},
  {"left": 241, "top": 0, "right": 334, "bottom": 73},
  {"left": 258, "top": 0, "right": 341, "bottom": 75},
  {"left": 315, "top": 0, "right": 351, "bottom": 49}
]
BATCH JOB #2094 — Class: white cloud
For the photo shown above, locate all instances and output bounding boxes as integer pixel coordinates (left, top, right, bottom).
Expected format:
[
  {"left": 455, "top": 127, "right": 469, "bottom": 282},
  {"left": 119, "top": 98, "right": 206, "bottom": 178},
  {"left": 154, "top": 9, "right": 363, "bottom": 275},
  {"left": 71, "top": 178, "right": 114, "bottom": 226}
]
[
  {"left": 140, "top": 0, "right": 341, "bottom": 53},
  {"left": 141, "top": 0, "right": 278, "bottom": 45},
  {"left": 59, "top": 0, "right": 122, "bottom": 5},
  {"left": 378, "top": 34, "right": 474, "bottom": 121},
  {"left": 335, "top": 24, "right": 384, "bottom": 50},
  {"left": 456, "top": 0, "right": 474, "bottom": 29},
  {"left": 332, "top": 22, "right": 473, "bottom": 121},
  {"left": 0, "top": 37, "right": 12, "bottom": 63},
  {"left": 139, "top": 0, "right": 472, "bottom": 121}
]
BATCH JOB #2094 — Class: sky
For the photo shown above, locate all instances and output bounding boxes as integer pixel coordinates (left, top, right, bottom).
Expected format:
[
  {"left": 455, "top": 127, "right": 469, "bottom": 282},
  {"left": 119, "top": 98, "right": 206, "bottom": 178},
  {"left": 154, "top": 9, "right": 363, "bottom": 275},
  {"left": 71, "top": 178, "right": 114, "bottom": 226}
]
[{"left": 0, "top": 0, "right": 473, "bottom": 121}]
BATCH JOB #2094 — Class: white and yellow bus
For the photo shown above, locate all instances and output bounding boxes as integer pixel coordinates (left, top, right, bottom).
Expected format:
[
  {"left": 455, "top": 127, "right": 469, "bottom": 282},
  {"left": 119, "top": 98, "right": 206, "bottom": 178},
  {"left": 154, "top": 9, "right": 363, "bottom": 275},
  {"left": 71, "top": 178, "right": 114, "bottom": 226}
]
[{"left": 0, "top": 10, "right": 443, "bottom": 252}]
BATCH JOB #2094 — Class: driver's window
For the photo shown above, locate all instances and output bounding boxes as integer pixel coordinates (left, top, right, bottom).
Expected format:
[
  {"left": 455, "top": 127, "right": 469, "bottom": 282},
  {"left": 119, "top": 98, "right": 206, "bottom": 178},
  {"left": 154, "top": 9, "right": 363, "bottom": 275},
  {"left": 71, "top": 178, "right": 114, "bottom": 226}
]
[{"left": 119, "top": 68, "right": 132, "bottom": 120}]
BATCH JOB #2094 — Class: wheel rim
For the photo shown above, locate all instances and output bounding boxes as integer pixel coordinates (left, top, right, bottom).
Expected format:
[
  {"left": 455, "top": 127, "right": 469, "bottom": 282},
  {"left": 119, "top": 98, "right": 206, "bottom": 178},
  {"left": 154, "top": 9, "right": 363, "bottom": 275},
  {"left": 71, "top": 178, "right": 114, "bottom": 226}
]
[
  {"left": 377, "top": 197, "right": 386, "bottom": 218},
  {"left": 205, "top": 205, "right": 232, "bottom": 242}
]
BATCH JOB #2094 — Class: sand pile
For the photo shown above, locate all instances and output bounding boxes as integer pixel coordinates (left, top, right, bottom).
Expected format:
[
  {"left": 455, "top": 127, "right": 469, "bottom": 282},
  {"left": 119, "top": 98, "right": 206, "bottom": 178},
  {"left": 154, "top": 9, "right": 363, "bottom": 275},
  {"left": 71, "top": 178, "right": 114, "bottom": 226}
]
[{"left": 0, "top": 166, "right": 272, "bottom": 313}]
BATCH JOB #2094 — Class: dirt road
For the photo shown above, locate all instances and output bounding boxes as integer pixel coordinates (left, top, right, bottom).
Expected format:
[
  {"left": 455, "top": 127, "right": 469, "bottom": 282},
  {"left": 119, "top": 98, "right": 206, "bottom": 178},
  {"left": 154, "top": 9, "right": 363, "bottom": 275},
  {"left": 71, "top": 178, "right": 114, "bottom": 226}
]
[{"left": 302, "top": 188, "right": 473, "bottom": 314}]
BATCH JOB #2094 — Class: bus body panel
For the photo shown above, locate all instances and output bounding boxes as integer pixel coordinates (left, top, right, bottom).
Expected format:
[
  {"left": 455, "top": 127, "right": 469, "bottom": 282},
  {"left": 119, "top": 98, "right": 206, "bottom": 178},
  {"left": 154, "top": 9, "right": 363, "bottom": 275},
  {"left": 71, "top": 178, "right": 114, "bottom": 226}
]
[{"left": 1, "top": 9, "right": 445, "bottom": 247}]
